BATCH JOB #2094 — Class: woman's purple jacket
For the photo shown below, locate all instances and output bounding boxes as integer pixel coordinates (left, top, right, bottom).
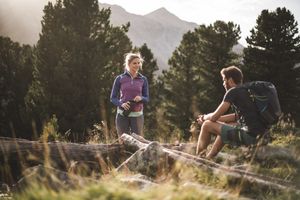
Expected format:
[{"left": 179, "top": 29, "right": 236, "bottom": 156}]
[{"left": 110, "top": 71, "right": 149, "bottom": 112}]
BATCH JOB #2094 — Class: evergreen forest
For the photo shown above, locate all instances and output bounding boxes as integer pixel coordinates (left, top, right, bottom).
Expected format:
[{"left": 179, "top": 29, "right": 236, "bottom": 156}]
[{"left": 1, "top": 0, "right": 300, "bottom": 199}]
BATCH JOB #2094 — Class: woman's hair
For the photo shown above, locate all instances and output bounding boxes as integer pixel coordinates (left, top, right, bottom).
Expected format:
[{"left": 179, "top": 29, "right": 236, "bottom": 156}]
[
  {"left": 124, "top": 52, "right": 144, "bottom": 71},
  {"left": 220, "top": 66, "right": 243, "bottom": 84}
]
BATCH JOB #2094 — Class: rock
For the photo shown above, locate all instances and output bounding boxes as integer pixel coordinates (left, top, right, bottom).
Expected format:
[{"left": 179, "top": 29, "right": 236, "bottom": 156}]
[
  {"left": 120, "top": 174, "right": 157, "bottom": 189},
  {"left": 253, "top": 145, "right": 295, "bottom": 161},
  {"left": 117, "top": 142, "right": 172, "bottom": 178}
]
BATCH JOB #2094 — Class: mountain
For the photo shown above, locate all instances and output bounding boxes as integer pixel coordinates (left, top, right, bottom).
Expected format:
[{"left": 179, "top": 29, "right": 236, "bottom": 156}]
[
  {"left": 0, "top": 0, "right": 47, "bottom": 45},
  {"left": 99, "top": 4, "right": 198, "bottom": 72},
  {"left": 0, "top": 1, "right": 243, "bottom": 73}
]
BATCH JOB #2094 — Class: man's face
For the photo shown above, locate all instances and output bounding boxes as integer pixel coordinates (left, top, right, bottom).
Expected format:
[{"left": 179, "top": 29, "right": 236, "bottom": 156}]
[{"left": 222, "top": 75, "right": 231, "bottom": 91}]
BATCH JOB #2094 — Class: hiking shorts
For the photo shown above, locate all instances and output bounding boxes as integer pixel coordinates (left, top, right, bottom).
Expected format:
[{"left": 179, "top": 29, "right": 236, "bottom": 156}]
[{"left": 220, "top": 124, "right": 257, "bottom": 146}]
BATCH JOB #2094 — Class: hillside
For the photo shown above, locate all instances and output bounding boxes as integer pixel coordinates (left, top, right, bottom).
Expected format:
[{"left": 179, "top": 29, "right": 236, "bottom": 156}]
[
  {"left": 99, "top": 3, "right": 199, "bottom": 72},
  {"left": 0, "top": 1, "right": 243, "bottom": 73}
]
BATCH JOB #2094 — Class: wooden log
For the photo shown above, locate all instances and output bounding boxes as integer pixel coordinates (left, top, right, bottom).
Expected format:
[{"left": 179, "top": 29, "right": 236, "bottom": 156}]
[
  {"left": 0, "top": 137, "right": 126, "bottom": 184},
  {"left": 119, "top": 133, "right": 300, "bottom": 194},
  {"left": 130, "top": 133, "right": 197, "bottom": 154},
  {"left": 15, "top": 165, "right": 99, "bottom": 192}
]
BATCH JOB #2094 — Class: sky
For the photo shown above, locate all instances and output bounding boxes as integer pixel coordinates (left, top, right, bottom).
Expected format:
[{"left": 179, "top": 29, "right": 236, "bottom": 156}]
[{"left": 99, "top": 0, "right": 300, "bottom": 46}]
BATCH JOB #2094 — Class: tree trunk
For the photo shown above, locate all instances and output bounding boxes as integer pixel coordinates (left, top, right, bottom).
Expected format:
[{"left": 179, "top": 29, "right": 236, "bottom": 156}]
[{"left": 0, "top": 137, "right": 125, "bottom": 184}]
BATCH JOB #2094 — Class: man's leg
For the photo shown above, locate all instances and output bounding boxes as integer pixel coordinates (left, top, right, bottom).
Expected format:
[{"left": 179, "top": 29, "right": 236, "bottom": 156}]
[
  {"left": 196, "top": 120, "right": 223, "bottom": 157},
  {"left": 206, "top": 135, "right": 224, "bottom": 159}
]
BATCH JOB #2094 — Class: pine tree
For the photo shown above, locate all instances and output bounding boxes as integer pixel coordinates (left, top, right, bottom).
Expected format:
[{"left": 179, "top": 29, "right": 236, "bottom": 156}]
[
  {"left": 243, "top": 7, "right": 300, "bottom": 125},
  {"left": 135, "top": 44, "right": 160, "bottom": 139},
  {"left": 160, "top": 21, "right": 240, "bottom": 140},
  {"left": 0, "top": 36, "right": 34, "bottom": 138},
  {"left": 195, "top": 21, "right": 241, "bottom": 112},
  {"left": 29, "top": 0, "right": 132, "bottom": 140},
  {"left": 161, "top": 31, "right": 202, "bottom": 139}
]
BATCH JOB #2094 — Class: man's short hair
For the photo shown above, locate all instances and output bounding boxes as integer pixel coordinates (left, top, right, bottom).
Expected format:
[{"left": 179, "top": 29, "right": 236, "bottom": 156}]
[{"left": 220, "top": 66, "right": 243, "bottom": 84}]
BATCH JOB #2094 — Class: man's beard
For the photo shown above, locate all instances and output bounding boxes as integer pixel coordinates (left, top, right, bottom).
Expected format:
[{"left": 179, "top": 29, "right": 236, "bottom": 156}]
[{"left": 225, "top": 82, "right": 231, "bottom": 91}]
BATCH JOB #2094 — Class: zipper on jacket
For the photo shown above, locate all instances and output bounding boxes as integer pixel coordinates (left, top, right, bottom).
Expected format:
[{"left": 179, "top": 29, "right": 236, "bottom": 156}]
[
  {"left": 129, "top": 73, "right": 134, "bottom": 85},
  {"left": 127, "top": 70, "right": 136, "bottom": 85}
]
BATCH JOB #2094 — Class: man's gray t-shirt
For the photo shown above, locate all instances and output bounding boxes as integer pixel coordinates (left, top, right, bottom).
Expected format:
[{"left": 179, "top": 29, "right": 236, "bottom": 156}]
[{"left": 223, "top": 86, "right": 267, "bottom": 136}]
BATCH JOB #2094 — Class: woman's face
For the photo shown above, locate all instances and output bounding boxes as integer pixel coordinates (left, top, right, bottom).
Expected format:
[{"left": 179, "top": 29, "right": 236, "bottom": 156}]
[{"left": 128, "top": 58, "right": 141, "bottom": 74}]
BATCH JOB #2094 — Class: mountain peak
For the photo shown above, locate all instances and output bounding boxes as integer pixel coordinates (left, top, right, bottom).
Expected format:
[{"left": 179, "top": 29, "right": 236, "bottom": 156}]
[
  {"left": 152, "top": 7, "right": 169, "bottom": 13},
  {"left": 145, "top": 7, "right": 181, "bottom": 22},
  {"left": 100, "top": 3, "right": 127, "bottom": 13}
]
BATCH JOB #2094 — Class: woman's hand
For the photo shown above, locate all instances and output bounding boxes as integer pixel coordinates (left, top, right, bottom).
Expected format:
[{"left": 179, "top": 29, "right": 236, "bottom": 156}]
[
  {"left": 121, "top": 102, "right": 131, "bottom": 110},
  {"left": 133, "top": 96, "right": 142, "bottom": 102}
]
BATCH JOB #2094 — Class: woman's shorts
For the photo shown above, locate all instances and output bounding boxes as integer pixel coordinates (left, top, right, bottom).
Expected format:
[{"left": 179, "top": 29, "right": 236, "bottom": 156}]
[{"left": 220, "top": 124, "right": 257, "bottom": 146}]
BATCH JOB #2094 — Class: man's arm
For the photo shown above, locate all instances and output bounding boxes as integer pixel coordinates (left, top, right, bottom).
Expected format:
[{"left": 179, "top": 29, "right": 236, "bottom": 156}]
[
  {"left": 203, "top": 101, "right": 231, "bottom": 122},
  {"left": 218, "top": 113, "right": 236, "bottom": 123}
]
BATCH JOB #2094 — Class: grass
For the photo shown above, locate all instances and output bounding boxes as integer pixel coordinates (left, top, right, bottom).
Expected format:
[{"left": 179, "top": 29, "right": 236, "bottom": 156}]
[
  {"left": 13, "top": 171, "right": 222, "bottom": 200},
  {"left": 12, "top": 162, "right": 300, "bottom": 200},
  {"left": 9, "top": 162, "right": 300, "bottom": 200},
  {"left": 4, "top": 120, "right": 300, "bottom": 199}
]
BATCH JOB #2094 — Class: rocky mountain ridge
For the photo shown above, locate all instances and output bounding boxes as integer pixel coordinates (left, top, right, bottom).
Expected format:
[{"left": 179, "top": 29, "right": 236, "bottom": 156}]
[
  {"left": 99, "top": 3, "right": 199, "bottom": 72},
  {"left": 0, "top": 1, "right": 243, "bottom": 73}
]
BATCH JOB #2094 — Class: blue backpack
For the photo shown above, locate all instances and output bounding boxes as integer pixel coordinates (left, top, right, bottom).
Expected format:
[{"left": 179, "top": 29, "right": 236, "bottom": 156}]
[{"left": 242, "top": 81, "right": 282, "bottom": 126}]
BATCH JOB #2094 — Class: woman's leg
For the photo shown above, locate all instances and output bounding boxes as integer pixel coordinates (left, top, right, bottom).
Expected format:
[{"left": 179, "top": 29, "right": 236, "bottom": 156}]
[
  {"left": 129, "top": 115, "right": 144, "bottom": 135},
  {"left": 116, "top": 113, "right": 130, "bottom": 137}
]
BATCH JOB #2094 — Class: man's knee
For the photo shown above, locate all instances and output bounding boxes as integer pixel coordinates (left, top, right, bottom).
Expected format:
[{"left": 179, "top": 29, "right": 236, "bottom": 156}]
[
  {"left": 201, "top": 120, "right": 214, "bottom": 130},
  {"left": 201, "top": 120, "right": 221, "bottom": 134}
]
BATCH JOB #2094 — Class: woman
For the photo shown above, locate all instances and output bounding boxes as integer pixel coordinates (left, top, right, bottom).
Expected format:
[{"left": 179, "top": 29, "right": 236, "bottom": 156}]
[{"left": 110, "top": 52, "right": 149, "bottom": 137}]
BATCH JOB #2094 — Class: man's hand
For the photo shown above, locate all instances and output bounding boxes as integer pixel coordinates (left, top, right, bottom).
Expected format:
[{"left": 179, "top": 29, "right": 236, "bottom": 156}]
[{"left": 196, "top": 114, "right": 205, "bottom": 125}]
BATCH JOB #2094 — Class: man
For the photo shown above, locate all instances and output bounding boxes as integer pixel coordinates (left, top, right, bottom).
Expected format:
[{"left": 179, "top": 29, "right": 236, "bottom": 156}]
[{"left": 196, "top": 66, "right": 267, "bottom": 159}]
